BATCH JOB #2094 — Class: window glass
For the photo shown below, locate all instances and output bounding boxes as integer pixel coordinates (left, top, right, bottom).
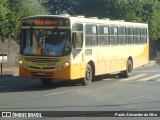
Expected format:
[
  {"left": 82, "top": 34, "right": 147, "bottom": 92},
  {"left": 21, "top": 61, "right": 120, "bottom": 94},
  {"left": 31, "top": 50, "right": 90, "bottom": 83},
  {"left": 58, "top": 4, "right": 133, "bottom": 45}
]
[
  {"left": 110, "top": 26, "right": 118, "bottom": 45},
  {"left": 21, "top": 29, "right": 71, "bottom": 56},
  {"left": 141, "top": 28, "right": 147, "bottom": 44},
  {"left": 119, "top": 27, "right": 126, "bottom": 45},
  {"left": 134, "top": 28, "right": 140, "bottom": 44},
  {"left": 72, "top": 23, "right": 83, "bottom": 48},
  {"left": 110, "top": 26, "right": 118, "bottom": 35},
  {"left": 72, "top": 23, "right": 83, "bottom": 58},
  {"left": 86, "top": 24, "right": 98, "bottom": 46},
  {"left": 73, "top": 23, "right": 83, "bottom": 31},
  {"left": 127, "top": 27, "right": 133, "bottom": 44},
  {"left": 98, "top": 26, "right": 110, "bottom": 45},
  {"left": 86, "top": 25, "right": 97, "bottom": 35}
]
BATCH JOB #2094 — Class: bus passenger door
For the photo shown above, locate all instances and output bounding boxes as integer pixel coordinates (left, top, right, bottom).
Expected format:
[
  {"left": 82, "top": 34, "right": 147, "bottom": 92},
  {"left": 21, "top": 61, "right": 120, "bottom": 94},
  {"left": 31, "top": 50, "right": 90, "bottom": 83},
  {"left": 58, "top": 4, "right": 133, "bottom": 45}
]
[{"left": 72, "top": 23, "right": 84, "bottom": 79}]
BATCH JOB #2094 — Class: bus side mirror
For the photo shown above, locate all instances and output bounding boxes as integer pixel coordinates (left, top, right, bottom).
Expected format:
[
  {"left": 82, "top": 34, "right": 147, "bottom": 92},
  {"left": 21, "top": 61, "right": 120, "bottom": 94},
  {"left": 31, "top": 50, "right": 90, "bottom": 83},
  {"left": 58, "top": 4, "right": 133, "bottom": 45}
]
[{"left": 72, "top": 32, "right": 77, "bottom": 48}]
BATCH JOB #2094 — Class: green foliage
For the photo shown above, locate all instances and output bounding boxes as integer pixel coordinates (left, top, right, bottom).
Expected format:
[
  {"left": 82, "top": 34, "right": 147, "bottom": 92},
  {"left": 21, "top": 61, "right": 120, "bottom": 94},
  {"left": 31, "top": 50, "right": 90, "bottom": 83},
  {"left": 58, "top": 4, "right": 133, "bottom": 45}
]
[
  {"left": 114, "top": 0, "right": 160, "bottom": 40},
  {"left": 0, "top": 0, "right": 48, "bottom": 41},
  {"left": 0, "top": 0, "right": 10, "bottom": 40},
  {"left": 41, "top": 0, "right": 160, "bottom": 40},
  {"left": 41, "top": 0, "right": 78, "bottom": 14},
  {"left": 1, "top": 0, "right": 160, "bottom": 40}
]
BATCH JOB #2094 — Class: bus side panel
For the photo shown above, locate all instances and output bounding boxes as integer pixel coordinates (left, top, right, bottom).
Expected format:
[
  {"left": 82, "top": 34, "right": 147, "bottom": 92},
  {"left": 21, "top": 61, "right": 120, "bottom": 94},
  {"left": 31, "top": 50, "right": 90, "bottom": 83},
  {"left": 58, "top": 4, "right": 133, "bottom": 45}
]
[
  {"left": 133, "top": 43, "right": 149, "bottom": 68},
  {"left": 139, "top": 43, "right": 149, "bottom": 67},
  {"left": 70, "top": 63, "right": 86, "bottom": 80}
]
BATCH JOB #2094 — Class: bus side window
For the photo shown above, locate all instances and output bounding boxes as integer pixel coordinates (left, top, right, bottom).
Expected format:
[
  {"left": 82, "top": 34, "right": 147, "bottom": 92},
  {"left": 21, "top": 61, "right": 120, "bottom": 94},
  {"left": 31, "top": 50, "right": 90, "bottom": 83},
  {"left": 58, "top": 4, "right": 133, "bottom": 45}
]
[
  {"left": 141, "top": 28, "right": 147, "bottom": 44},
  {"left": 86, "top": 24, "right": 98, "bottom": 46},
  {"left": 98, "top": 25, "right": 110, "bottom": 45},
  {"left": 134, "top": 28, "right": 140, "bottom": 44},
  {"left": 119, "top": 26, "right": 127, "bottom": 45},
  {"left": 110, "top": 26, "right": 118, "bottom": 45},
  {"left": 127, "top": 27, "right": 134, "bottom": 44}
]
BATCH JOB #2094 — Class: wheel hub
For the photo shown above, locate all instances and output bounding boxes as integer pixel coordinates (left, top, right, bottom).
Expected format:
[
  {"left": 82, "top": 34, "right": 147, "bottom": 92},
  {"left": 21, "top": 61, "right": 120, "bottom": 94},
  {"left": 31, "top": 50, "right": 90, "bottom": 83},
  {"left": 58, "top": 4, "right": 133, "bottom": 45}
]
[{"left": 86, "top": 70, "right": 91, "bottom": 80}]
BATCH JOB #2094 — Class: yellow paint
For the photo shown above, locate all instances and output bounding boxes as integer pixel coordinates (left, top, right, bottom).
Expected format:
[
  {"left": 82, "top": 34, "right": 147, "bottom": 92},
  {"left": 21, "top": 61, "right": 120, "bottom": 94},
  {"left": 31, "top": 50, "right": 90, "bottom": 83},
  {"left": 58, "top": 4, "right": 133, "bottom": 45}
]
[
  {"left": 19, "top": 62, "right": 87, "bottom": 80},
  {"left": 19, "top": 42, "right": 149, "bottom": 80}
]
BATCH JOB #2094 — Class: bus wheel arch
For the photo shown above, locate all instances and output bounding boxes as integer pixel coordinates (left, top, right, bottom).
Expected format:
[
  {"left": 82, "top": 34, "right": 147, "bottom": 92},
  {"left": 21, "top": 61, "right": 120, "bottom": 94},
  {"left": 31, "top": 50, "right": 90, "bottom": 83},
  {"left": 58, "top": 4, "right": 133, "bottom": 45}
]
[
  {"left": 88, "top": 60, "right": 95, "bottom": 78},
  {"left": 128, "top": 56, "right": 133, "bottom": 69},
  {"left": 119, "top": 57, "right": 133, "bottom": 78},
  {"left": 81, "top": 61, "right": 95, "bottom": 85}
]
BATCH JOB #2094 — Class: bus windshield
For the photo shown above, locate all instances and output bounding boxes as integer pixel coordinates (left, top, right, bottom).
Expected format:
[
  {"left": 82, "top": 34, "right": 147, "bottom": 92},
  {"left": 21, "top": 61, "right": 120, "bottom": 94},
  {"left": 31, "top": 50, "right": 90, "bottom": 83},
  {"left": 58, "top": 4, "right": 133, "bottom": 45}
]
[{"left": 20, "top": 28, "right": 71, "bottom": 56}]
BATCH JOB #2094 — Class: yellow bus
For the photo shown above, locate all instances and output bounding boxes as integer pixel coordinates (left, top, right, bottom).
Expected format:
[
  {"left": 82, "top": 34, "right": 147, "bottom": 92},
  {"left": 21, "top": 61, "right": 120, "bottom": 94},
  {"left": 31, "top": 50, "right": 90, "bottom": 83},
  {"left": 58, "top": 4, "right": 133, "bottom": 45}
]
[{"left": 19, "top": 14, "right": 149, "bottom": 85}]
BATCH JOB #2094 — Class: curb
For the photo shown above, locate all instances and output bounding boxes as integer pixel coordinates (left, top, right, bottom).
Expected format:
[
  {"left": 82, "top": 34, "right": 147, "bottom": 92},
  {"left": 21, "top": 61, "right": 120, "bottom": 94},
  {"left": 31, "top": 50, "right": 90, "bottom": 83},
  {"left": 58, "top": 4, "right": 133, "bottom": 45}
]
[
  {"left": 0, "top": 74, "right": 13, "bottom": 77},
  {"left": 0, "top": 67, "right": 19, "bottom": 76},
  {"left": 143, "top": 60, "right": 156, "bottom": 67}
]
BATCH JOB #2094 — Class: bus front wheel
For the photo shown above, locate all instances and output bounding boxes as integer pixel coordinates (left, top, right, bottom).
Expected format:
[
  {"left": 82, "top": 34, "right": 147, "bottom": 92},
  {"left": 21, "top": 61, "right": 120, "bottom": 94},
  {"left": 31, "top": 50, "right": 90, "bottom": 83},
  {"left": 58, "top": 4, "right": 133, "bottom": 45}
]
[
  {"left": 41, "top": 78, "right": 53, "bottom": 85},
  {"left": 119, "top": 60, "right": 133, "bottom": 78},
  {"left": 81, "top": 64, "right": 93, "bottom": 85}
]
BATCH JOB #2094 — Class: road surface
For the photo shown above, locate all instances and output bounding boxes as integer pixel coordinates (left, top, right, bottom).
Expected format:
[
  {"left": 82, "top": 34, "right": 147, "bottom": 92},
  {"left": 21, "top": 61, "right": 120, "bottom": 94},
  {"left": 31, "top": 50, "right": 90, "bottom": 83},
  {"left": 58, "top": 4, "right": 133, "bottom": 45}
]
[{"left": 0, "top": 64, "right": 160, "bottom": 120}]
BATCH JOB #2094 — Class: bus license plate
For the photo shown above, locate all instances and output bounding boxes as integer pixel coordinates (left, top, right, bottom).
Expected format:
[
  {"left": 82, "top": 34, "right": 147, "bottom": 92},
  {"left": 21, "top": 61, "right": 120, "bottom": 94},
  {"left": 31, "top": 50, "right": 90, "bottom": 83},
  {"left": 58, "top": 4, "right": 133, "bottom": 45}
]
[{"left": 37, "top": 72, "right": 46, "bottom": 75}]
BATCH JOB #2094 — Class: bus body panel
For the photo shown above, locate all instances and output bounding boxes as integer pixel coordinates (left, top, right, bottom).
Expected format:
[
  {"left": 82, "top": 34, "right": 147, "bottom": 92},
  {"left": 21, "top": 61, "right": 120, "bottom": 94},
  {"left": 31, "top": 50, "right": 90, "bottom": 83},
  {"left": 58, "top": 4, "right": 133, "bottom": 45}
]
[
  {"left": 19, "top": 15, "right": 149, "bottom": 82},
  {"left": 19, "top": 62, "right": 87, "bottom": 80}
]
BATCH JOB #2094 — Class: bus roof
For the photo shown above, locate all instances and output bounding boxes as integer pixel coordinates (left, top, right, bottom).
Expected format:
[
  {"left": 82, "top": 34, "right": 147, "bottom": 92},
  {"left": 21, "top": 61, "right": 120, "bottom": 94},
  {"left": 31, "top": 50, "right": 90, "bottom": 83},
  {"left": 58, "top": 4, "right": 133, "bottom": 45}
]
[{"left": 22, "top": 14, "right": 148, "bottom": 27}]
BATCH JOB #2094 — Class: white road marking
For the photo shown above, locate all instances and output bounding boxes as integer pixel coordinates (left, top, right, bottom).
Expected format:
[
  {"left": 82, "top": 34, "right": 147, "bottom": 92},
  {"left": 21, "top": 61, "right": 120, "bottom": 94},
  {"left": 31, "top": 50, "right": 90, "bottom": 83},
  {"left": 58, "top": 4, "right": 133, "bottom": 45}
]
[
  {"left": 103, "top": 79, "right": 112, "bottom": 81},
  {"left": 120, "top": 74, "right": 146, "bottom": 82},
  {"left": 132, "top": 92, "right": 154, "bottom": 100},
  {"left": 44, "top": 89, "right": 79, "bottom": 97},
  {"left": 138, "top": 74, "right": 160, "bottom": 81},
  {"left": 157, "top": 79, "right": 160, "bottom": 81}
]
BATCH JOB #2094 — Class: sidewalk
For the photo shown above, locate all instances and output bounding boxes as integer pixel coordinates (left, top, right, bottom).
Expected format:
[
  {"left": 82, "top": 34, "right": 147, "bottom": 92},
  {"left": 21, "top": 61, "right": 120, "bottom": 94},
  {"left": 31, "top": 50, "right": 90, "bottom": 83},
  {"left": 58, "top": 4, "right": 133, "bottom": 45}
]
[
  {"left": 145, "top": 60, "right": 156, "bottom": 66},
  {"left": 0, "top": 67, "right": 19, "bottom": 76}
]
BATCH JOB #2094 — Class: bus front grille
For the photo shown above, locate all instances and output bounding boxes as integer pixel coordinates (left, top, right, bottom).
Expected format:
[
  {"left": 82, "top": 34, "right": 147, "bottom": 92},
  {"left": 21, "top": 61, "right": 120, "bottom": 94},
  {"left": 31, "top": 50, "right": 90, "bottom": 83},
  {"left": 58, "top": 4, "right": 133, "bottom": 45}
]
[
  {"left": 29, "top": 66, "right": 56, "bottom": 70},
  {"left": 25, "top": 57, "right": 60, "bottom": 62}
]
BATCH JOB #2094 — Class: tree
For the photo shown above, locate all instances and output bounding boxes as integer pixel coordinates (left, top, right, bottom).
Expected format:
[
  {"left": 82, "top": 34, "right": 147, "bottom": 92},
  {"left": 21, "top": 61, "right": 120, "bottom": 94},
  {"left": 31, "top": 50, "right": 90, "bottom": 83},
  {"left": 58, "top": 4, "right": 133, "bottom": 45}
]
[
  {"left": 41, "top": 0, "right": 160, "bottom": 40},
  {"left": 8, "top": 0, "right": 48, "bottom": 39},
  {"left": 41, "top": 0, "right": 78, "bottom": 14},
  {"left": 0, "top": 0, "right": 48, "bottom": 41},
  {"left": 75, "top": 0, "right": 108, "bottom": 18},
  {"left": 0, "top": 0, "right": 10, "bottom": 40},
  {"left": 114, "top": 0, "right": 160, "bottom": 40}
]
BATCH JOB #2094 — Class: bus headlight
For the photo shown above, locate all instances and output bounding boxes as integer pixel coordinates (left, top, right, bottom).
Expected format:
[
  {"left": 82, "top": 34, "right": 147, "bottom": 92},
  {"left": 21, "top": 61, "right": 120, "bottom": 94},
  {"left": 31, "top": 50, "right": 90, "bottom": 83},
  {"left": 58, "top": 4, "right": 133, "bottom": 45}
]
[
  {"left": 65, "top": 62, "right": 70, "bottom": 67},
  {"left": 19, "top": 60, "right": 23, "bottom": 65},
  {"left": 56, "top": 62, "right": 70, "bottom": 70}
]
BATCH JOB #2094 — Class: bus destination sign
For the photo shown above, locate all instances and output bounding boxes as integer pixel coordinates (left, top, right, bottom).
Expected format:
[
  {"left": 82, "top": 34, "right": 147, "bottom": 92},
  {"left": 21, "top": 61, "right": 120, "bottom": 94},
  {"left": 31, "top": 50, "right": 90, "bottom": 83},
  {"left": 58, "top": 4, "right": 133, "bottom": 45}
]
[{"left": 22, "top": 17, "right": 70, "bottom": 26}]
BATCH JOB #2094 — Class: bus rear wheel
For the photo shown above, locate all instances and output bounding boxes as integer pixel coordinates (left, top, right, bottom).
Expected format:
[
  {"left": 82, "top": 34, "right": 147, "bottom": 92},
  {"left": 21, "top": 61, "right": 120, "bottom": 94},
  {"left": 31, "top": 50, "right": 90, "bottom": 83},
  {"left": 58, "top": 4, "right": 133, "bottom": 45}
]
[
  {"left": 81, "top": 64, "right": 93, "bottom": 85},
  {"left": 119, "top": 60, "right": 133, "bottom": 78},
  {"left": 41, "top": 78, "right": 53, "bottom": 85}
]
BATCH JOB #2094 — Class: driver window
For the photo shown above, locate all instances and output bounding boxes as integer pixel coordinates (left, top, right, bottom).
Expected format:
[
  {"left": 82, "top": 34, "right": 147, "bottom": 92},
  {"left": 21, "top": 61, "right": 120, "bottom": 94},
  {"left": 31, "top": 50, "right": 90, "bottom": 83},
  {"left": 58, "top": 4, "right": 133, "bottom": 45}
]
[{"left": 72, "top": 23, "right": 83, "bottom": 48}]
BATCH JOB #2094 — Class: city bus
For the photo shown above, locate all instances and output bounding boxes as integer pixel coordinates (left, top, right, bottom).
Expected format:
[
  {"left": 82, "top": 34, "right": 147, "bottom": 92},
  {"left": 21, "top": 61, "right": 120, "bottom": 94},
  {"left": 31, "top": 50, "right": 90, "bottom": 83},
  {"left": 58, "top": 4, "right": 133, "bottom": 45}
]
[{"left": 19, "top": 14, "right": 149, "bottom": 85}]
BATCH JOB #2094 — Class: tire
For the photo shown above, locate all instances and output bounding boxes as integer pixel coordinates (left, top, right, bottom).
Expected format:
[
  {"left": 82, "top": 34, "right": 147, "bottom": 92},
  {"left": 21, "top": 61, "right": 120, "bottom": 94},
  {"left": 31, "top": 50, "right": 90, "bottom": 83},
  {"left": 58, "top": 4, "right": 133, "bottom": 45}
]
[
  {"left": 119, "top": 60, "right": 133, "bottom": 78},
  {"left": 41, "top": 78, "right": 52, "bottom": 85},
  {"left": 81, "top": 64, "right": 93, "bottom": 85}
]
